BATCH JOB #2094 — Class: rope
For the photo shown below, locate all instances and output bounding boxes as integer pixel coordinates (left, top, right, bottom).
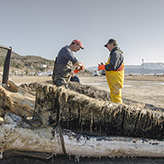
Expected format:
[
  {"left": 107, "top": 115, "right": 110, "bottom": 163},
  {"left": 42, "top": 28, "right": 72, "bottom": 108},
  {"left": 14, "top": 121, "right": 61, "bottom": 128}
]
[{"left": 58, "top": 125, "right": 67, "bottom": 155}]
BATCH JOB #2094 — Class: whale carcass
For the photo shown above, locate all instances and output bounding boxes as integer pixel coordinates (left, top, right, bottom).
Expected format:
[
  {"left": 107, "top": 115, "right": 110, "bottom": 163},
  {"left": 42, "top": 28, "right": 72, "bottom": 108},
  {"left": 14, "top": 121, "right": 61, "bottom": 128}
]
[{"left": 0, "top": 81, "right": 164, "bottom": 159}]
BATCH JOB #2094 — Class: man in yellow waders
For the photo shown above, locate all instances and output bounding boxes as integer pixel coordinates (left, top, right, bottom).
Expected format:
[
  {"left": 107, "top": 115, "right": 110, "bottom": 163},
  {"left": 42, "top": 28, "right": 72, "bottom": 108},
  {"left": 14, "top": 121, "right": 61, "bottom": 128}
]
[{"left": 98, "top": 39, "right": 124, "bottom": 103}]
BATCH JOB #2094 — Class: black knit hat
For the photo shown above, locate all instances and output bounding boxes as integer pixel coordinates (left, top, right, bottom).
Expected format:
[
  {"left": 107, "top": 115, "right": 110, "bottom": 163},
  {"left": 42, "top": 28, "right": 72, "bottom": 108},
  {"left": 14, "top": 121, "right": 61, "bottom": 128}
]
[{"left": 104, "top": 39, "right": 118, "bottom": 47}]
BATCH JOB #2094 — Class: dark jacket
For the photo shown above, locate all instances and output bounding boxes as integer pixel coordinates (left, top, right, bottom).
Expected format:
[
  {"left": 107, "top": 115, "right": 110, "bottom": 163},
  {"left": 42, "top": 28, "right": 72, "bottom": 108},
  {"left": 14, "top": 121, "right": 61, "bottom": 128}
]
[{"left": 105, "top": 47, "right": 124, "bottom": 71}]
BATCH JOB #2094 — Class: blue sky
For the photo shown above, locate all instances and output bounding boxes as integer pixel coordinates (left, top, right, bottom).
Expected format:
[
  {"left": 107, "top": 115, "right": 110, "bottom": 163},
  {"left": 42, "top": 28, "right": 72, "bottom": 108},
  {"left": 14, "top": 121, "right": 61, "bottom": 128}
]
[{"left": 0, "top": 0, "right": 164, "bottom": 68}]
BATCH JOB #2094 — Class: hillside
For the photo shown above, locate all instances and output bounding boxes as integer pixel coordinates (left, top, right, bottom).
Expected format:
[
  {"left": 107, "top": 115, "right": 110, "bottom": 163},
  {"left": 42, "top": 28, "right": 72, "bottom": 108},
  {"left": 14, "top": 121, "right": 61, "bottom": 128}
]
[
  {"left": 0, "top": 48, "right": 54, "bottom": 75},
  {"left": 141, "top": 62, "right": 164, "bottom": 69}
]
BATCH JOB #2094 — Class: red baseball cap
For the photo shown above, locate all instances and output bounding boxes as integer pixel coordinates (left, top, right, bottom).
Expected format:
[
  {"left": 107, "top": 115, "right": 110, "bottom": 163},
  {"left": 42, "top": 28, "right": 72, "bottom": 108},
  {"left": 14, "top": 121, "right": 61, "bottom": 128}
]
[{"left": 72, "top": 39, "right": 84, "bottom": 49}]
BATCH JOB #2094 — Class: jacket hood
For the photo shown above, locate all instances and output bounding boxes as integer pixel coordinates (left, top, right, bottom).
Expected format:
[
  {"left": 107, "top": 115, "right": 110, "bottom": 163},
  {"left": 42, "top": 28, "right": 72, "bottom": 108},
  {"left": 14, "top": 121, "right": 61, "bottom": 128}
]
[{"left": 111, "top": 47, "right": 123, "bottom": 54}]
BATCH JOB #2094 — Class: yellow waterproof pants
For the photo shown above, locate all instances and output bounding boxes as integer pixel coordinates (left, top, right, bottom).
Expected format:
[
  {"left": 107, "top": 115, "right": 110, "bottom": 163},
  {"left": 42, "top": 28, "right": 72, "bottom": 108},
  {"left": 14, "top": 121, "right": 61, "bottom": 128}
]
[{"left": 105, "top": 59, "right": 124, "bottom": 103}]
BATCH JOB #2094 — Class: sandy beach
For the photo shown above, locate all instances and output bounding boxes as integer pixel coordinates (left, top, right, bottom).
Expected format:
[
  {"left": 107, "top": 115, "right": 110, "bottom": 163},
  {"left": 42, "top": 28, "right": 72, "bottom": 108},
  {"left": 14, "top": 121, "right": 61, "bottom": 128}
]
[
  {"left": 1, "top": 75, "right": 164, "bottom": 164},
  {"left": 79, "top": 75, "right": 164, "bottom": 109}
]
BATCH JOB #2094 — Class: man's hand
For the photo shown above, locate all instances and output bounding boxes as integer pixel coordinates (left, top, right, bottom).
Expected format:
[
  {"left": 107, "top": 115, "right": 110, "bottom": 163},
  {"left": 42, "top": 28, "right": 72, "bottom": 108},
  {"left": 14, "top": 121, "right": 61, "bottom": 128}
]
[
  {"left": 98, "top": 62, "right": 105, "bottom": 71},
  {"left": 74, "top": 67, "right": 80, "bottom": 73},
  {"left": 74, "top": 63, "right": 85, "bottom": 73},
  {"left": 79, "top": 63, "right": 85, "bottom": 71}
]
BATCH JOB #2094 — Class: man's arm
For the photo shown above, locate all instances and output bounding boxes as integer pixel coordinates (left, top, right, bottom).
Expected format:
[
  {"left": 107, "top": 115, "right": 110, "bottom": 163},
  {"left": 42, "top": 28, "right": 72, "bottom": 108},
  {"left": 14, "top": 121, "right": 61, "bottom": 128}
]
[
  {"left": 105, "top": 52, "right": 123, "bottom": 71},
  {"left": 74, "top": 61, "right": 81, "bottom": 67},
  {"left": 74, "top": 61, "right": 85, "bottom": 73}
]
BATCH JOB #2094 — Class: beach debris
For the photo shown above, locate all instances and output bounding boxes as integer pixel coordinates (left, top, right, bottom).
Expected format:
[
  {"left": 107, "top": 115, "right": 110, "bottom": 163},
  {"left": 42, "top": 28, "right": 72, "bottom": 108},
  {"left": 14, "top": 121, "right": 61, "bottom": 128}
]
[
  {"left": 0, "top": 80, "right": 164, "bottom": 159},
  {"left": 0, "top": 80, "right": 35, "bottom": 117},
  {"left": 1, "top": 112, "right": 164, "bottom": 159},
  {"left": 0, "top": 45, "right": 12, "bottom": 84}
]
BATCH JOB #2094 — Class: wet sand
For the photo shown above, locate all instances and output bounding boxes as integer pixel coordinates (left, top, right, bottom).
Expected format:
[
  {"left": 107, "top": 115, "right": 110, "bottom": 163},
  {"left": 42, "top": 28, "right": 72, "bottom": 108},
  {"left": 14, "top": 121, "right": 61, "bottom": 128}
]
[{"left": 1, "top": 75, "right": 164, "bottom": 163}]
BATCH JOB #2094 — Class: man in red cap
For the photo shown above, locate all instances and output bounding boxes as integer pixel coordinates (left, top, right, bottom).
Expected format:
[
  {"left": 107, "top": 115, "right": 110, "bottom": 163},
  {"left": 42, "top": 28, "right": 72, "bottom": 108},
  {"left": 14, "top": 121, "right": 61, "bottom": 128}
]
[{"left": 52, "top": 39, "right": 85, "bottom": 87}]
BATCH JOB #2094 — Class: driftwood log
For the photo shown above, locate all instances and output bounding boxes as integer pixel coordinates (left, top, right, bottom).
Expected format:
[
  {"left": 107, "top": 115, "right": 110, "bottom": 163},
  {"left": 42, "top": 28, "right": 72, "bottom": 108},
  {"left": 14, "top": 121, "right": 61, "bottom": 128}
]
[
  {"left": 1, "top": 113, "right": 164, "bottom": 159},
  {"left": 0, "top": 81, "right": 35, "bottom": 117}
]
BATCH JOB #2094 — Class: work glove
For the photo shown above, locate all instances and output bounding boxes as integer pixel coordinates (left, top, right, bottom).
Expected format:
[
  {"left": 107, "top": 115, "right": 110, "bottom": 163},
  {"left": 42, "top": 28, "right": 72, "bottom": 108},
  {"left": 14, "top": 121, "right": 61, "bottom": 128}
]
[
  {"left": 74, "top": 67, "right": 80, "bottom": 73},
  {"left": 74, "top": 63, "right": 85, "bottom": 73},
  {"left": 98, "top": 62, "right": 105, "bottom": 71},
  {"left": 79, "top": 63, "right": 85, "bottom": 71}
]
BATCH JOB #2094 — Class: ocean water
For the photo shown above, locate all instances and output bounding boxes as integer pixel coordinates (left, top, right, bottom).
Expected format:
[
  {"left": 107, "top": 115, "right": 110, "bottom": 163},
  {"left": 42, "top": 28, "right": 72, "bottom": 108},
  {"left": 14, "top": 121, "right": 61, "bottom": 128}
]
[{"left": 124, "top": 67, "right": 164, "bottom": 75}]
